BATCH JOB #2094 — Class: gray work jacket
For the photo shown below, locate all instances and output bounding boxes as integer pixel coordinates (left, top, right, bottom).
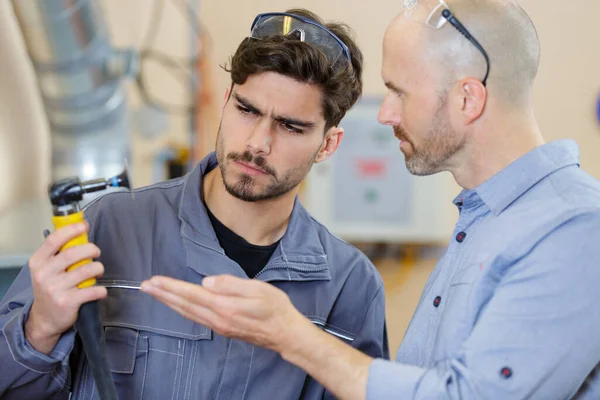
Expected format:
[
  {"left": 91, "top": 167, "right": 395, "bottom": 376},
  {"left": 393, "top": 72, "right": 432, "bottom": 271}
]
[{"left": 0, "top": 153, "right": 389, "bottom": 399}]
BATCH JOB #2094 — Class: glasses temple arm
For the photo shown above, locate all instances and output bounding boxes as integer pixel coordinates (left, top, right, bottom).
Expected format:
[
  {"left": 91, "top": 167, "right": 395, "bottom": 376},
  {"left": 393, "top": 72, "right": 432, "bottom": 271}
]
[{"left": 442, "top": 9, "right": 490, "bottom": 86}]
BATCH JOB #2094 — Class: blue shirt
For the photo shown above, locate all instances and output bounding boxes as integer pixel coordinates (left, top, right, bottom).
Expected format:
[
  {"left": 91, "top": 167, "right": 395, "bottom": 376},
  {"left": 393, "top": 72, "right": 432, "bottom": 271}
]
[
  {"left": 0, "top": 153, "right": 389, "bottom": 399},
  {"left": 367, "top": 140, "right": 600, "bottom": 399}
]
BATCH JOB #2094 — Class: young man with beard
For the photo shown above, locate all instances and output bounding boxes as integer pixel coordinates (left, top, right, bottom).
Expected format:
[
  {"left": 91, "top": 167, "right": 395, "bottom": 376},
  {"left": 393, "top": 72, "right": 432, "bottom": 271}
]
[
  {"left": 0, "top": 9, "right": 389, "bottom": 399},
  {"left": 140, "top": 1, "right": 600, "bottom": 399}
]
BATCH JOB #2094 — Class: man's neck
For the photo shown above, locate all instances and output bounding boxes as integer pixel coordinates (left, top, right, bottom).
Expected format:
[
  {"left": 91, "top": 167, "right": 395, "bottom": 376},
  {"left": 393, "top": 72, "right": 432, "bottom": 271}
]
[
  {"left": 450, "top": 110, "right": 545, "bottom": 190},
  {"left": 202, "top": 167, "right": 295, "bottom": 246}
]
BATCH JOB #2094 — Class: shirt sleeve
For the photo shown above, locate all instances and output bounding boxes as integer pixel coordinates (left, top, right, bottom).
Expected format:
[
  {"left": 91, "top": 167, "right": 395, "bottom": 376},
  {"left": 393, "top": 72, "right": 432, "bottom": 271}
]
[
  {"left": 367, "top": 212, "right": 600, "bottom": 399},
  {"left": 0, "top": 265, "right": 75, "bottom": 398},
  {"left": 0, "top": 199, "right": 104, "bottom": 397},
  {"left": 353, "top": 286, "right": 390, "bottom": 361}
]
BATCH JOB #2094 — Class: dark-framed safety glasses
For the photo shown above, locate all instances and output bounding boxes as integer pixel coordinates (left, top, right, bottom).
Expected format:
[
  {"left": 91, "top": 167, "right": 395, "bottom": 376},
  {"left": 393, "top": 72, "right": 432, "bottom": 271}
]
[
  {"left": 404, "top": 0, "right": 490, "bottom": 86},
  {"left": 249, "top": 12, "right": 352, "bottom": 71}
]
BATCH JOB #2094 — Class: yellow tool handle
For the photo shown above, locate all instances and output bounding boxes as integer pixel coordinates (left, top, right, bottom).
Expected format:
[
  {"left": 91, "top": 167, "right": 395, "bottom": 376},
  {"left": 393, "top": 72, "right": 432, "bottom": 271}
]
[{"left": 52, "top": 211, "right": 96, "bottom": 289}]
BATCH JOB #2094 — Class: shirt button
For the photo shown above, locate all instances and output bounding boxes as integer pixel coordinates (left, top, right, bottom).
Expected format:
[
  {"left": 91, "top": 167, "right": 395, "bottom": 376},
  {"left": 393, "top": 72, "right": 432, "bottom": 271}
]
[
  {"left": 456, "top": 232, "right": 466, "bottom": 242},
  {"left": 500, "top": 367, "right": 512, "bottom": 379},
  {"left": 433, "top": 296, "right": 442, "bottom": 307}
]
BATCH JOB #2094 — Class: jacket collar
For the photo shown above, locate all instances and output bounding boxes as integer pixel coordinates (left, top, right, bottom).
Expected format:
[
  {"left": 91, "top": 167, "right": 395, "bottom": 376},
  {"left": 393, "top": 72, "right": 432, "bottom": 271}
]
[{"left": 178, "top": 152, "right": 330, "bottom": 282}]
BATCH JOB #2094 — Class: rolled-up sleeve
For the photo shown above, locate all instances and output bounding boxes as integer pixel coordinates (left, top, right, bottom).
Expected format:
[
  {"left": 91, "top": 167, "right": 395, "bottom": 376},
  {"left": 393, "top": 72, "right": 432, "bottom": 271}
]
[
  {"left": 367, "top": 214, "right": 600, "bottom": 399},
  {"left": 368, "top": 360, "right": 426, "bottom": 398}
]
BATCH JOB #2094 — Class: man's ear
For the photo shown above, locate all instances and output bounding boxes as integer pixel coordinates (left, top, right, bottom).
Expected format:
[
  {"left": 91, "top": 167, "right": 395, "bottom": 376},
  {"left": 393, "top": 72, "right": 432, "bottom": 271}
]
[
  {"left": 457, "top": 78, "right": 487, "bottom": 124},
  {"left": 315, "top": 127, "right": 344, "bottom": 163}
]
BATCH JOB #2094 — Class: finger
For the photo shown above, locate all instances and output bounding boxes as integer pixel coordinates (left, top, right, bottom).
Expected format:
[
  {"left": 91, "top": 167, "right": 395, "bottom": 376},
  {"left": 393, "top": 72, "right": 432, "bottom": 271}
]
[
  {"left": 145, "top": 284, "right": 222, "bottom": 326},
  {"left": 142, "top": 277, "right": 263, "bottom": 317},
  {"left": 60, "top": 262, "right": 105, "bottom": 290},
  {"left": 47, "top": 243, "right": 101, "bottom": 276},
  {"left": 34, "top": 223, "right": 89, "bottom": 262},
  {"left": 65, "top": 285, "right": 108, "bottom": 309},
  {"left": 201, "top": 274, "right": 272, "bottom": 297},
  {"left": 142, "top": 277, "right": 218, "bottom": 307}
]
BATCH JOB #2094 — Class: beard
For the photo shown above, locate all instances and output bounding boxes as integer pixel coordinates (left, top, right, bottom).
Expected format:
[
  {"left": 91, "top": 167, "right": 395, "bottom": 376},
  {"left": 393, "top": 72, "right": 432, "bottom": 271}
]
[
  {"left": 397, "top": 98, "right": 465, "bottom": 176},
  {"left": 215, "top": 126, "right": 320, "bottom": 202}
]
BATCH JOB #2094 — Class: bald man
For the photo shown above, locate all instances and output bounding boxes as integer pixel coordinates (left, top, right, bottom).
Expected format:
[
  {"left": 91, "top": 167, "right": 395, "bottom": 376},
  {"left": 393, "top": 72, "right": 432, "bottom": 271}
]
[{"left": 139, "top": 1, "right": 600, "bottom": 399}]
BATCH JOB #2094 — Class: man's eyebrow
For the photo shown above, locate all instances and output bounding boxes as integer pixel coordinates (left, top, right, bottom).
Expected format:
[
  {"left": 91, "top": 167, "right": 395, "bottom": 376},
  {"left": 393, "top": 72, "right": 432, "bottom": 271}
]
[
  {"left": 233, "top": 93, "right": 263, "bottom": 116},
  {"left": 272, "top": 114, "right": 316, "bottom": 129},
  {"left": 385, "top": 81, "right": 404, "bottom": 95},
  {"left": 233, "top": 92, "right": 316, "bottom": 129}
]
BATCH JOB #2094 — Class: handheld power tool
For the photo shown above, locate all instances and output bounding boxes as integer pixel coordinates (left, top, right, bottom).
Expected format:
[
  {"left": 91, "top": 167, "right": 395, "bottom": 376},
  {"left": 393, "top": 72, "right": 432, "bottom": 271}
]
[{"left": 46, "top": 166, "right": 133, "bottom": 400}]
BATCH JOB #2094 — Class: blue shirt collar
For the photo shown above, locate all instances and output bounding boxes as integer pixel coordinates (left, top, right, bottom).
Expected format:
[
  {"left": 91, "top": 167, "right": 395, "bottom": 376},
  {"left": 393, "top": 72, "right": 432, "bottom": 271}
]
[{"left": 453, "top": 140, "right": 581, "bottom": 215}]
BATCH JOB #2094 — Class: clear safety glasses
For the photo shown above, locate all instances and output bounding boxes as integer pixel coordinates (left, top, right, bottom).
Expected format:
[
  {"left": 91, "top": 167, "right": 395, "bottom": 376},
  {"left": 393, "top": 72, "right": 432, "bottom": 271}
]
[
  {"left": 404, "top": 0, "right": 490, "bottom": 86},
  {"left": 249, "top": 12, "right": 351, "bottom": 71}
]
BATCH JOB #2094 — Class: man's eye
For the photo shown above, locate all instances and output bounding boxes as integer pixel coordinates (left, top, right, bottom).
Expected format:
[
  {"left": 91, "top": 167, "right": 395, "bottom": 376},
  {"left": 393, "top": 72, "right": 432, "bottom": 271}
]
[
  {"left": 237, "top": 105, "right": 254, "bottom": 115},
  {"left": 281, "top": 123, "right": 303, "bottom": 134}
]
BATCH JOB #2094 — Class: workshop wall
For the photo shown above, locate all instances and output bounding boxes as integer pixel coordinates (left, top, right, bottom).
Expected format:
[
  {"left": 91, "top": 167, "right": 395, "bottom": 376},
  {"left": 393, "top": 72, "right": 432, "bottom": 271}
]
[{"left": 0, "top": 0, "right": 598, "bottom": 216}]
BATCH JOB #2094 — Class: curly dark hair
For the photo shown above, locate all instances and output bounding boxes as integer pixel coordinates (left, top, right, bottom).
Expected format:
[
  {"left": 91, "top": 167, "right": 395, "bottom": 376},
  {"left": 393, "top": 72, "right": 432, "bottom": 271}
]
[{"left": 222, "top": 8, "right": 363, "bottom": 131}]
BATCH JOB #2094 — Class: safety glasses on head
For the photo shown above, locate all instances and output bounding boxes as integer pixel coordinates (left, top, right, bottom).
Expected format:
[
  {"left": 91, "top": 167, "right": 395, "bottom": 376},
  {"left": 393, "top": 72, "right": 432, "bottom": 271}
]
[
  {"left": 249, "top": 12, "right": 352, "bottom": 71},
  {"left": 403, "top": 0, "right": 490, "bottom": 86}
]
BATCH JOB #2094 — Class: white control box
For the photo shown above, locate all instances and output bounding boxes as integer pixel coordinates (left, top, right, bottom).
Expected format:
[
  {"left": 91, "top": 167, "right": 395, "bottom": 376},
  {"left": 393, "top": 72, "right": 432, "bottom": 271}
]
[{"left": 303, "top": 98, "right": 458, "bottom": 243}]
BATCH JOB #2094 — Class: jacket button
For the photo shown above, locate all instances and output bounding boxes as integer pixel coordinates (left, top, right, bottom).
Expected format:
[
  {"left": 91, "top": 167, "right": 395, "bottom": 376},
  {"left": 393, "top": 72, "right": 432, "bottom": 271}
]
[
  {"left": 456, "top": 232, "right": 466, "bottom": 243},
  {"left": 500, "top": 367, "right": 512, "bottom": 379},
  {"left": 433, "top": 296, "right": 442, "bottom": 307}
]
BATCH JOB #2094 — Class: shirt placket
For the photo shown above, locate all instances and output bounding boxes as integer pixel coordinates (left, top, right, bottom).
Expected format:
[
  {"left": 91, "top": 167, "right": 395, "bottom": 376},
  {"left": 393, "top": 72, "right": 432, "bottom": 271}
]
[{"left": 422, "top": 204, "right": 483, "bottom": 365}]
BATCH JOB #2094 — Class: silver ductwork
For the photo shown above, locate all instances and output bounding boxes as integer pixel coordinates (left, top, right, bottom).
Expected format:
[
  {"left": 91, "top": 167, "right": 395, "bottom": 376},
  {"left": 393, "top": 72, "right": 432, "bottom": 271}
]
[{"left": 10, "top": 0, "right": 137, "bottom": 181}]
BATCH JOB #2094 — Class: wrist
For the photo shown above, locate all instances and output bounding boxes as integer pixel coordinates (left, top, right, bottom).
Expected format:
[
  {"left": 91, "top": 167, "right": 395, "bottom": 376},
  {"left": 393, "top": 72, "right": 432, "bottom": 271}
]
[
  {"left": 25, "top": 307, "right": 61, "bottom": 355},
  {"left": 278, "top": 312, "right": 320, "bottom": 364}
]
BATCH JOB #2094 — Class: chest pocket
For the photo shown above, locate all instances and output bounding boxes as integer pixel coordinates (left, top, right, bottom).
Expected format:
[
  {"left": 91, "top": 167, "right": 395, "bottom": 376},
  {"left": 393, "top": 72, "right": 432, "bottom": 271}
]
[
  {"left": 75, "top": 286, "right": 212, "bottom": 400},
  {"left": 433, "top": 261, "right": 482, "bottom": 362},
  {"left": 310, "top": 318, "right": 356, "bottom": 344}
]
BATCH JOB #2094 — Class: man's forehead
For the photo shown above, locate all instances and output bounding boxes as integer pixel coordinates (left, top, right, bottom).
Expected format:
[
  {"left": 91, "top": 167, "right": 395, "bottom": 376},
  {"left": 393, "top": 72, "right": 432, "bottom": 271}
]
[
  {"left": 237, "top": 72, "right": 308, "bottom": 93},
  {"left": 382, "top": 24, "right": 420, "bottom": 72},
  {"left": 231, "top": 87, "right": 319, "bottom": 114},
  {"left": 384, "top": 17, "right": 426, "bottom": 53},
  {"left": 382, "top": 22, "right": 436, "bottom": 92}
]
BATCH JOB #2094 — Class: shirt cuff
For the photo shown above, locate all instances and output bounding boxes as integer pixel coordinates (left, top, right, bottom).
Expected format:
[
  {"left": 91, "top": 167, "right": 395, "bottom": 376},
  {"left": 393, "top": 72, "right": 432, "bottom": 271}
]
[
  {"left": 367, "top": 358, "right": 427, "bottom": 399},
  {"left": 2, "top": 299, "right": 75, "bottom": 373}
]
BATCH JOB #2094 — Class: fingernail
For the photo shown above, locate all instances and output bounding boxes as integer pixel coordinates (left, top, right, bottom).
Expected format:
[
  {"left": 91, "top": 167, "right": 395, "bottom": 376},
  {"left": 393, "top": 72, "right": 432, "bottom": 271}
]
[
  {"left": 141, "top": 278, "right": 160, "bottom": 290},
  {"left": 150, "top": 277, "right": 162, "bottom": 288},
  {"left": 202, "top": 277, "right": 215, "bottom": 288}
]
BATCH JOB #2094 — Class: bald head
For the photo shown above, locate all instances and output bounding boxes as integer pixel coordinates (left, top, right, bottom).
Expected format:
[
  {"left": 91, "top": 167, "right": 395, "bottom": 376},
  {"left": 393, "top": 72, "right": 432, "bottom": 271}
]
[{"left": 386, "top": 0, "right": 540, "bottom": 105}]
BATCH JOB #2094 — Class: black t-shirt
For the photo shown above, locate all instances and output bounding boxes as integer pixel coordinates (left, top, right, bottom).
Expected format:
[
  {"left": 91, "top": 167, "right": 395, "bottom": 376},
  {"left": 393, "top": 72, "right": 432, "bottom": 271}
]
[{"left": 205, "top": 204, "right": 279, "bottom": 278}]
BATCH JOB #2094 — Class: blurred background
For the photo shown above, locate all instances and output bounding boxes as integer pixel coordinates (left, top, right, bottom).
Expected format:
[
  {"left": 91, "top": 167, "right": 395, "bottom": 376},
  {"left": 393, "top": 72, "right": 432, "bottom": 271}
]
[{"left": 0, "top": 0, "right": 598, "bottom": 358}]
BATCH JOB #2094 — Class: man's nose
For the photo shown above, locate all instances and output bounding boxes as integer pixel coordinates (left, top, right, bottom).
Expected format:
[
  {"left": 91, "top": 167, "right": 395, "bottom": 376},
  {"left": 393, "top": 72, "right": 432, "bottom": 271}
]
[
  {"left": 378, "top": 94, "right": 402, "bottom": 127},
  {"left": 245, "top": 119, "right": 272, "bottom": 155}
]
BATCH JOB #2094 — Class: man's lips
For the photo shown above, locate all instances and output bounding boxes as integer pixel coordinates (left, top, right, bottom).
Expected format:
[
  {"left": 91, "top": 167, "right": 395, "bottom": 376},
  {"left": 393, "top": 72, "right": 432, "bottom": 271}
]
[
  {"left": 395, "top": 133, "right": 411, "bottom": 144},
  {"left": 393, "top": 129, "right": 406, "bottom": 141},
  {"left": 235, "top": 161, "right": 267, "bottom": 175}
]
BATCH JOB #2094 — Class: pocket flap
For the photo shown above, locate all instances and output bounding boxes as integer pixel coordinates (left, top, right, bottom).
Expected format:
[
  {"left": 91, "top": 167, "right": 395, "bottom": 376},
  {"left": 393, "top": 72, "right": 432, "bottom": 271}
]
[
  {"left": 310, "top": 319, "right": 355, "bottom": 343},
  {"left": 99, "top": 285, "right": 212, "bottom": 341},
  {"left": 104, "top": 327, "right": 139, "bottom": 374}
]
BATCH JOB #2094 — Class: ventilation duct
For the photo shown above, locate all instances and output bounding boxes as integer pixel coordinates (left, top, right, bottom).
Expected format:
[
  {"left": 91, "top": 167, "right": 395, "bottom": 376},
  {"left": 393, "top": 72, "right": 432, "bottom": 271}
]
[{"left": 10, "top": 0, "right": 137, "bottom": 182}]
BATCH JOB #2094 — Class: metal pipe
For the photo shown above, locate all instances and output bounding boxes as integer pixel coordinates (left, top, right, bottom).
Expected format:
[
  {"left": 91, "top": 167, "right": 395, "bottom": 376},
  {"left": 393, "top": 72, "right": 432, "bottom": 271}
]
[{"left": 10, "top": 0, "right": 137, "bottom": 181}]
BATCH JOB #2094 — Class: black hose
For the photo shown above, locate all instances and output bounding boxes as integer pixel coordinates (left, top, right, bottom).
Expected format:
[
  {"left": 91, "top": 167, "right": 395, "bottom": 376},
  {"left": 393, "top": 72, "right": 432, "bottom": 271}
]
[{"left": 75, "top": 301, "right": 118, "bottom": 400}]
